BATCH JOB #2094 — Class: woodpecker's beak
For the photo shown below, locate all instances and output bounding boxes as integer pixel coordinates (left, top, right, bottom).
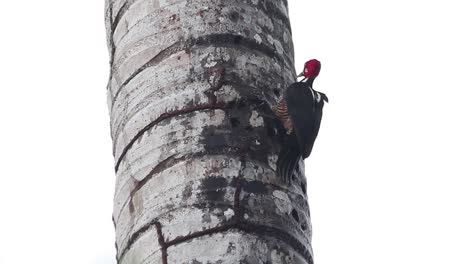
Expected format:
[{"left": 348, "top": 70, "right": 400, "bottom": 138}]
[{"left": 297, "top": 71, "right": 305, "bottom": 78}]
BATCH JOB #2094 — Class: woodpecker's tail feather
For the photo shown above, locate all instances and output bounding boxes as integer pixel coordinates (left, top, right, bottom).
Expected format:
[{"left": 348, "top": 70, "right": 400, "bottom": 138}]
[{"left": 277, "top": 147, "right": 301, "bottom": 184}]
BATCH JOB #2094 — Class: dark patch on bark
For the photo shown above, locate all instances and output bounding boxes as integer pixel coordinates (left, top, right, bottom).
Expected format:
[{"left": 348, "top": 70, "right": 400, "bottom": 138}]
[
  {"left": 229, "top": 11, "right": 240, "bottom": 22},
  {"left": 200, "top": 176, "right": 228, "bottom": 190},
  {"left": 199, "top": 177, "right": 228, "bottom": 202},
  {"left": 200, "top": 98, "right": 282, "bottom": 168},
  {"left": 164, "top": 202, "right": 176, "bottom": 212},
  {"left": 202, "top": 212, "right": 212, "bottom": 223},
  {"left": 230, "top": 117, "right": 240, "bottom": 128},
  {"left": 242, "top": 180, "right": 268, "bottom": 194},
  {"left": 182, "top": 184, "right": 193, "bottom": 200},
  {"left": 233, "top": 35, "right": 242, "bottom": 44},
  {"left": 203, "top": 128, "right": 230, "bottom": 149},
  {"left": 169, "top": 14, "right": 179, "bottom": 23},
  {"left": 273, "top": 88, "right": 281, "bottom": 97},
  {"left": 227, "top": 242, "right": 236, "bottom": 254},
  {"left": 220, "top": 71, "right": 289, "bottom": 111}
]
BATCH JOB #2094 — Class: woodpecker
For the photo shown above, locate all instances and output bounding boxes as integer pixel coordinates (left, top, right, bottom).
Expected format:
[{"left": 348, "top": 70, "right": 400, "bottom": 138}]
[{"left": 273, "top": 59, "right": 328, "bottom": 183}]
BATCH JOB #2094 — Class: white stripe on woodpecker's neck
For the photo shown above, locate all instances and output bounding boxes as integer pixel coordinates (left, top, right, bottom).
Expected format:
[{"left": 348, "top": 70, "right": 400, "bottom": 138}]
[
  {"left": 308, "top": 86, "right": 315, "bottom": 100},
  {"left": 316, "top": 92, "right": 321, "bottom": 102}
]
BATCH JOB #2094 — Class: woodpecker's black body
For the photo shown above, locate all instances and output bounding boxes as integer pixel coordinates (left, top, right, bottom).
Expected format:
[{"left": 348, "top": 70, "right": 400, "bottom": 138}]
[{"left": 275, "top": 60, "right": 328, "bottom": 183}]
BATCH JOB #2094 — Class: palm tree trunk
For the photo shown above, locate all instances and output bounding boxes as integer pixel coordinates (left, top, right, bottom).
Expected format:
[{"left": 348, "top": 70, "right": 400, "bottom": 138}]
[{"left": 105, "top": 0, "right": 313, "bottom": 263}]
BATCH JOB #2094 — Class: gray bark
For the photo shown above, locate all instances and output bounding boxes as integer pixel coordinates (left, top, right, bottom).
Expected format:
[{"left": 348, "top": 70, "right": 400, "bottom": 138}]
[{"left": 104, "top": 0, "right": 313, "bottom": 263}]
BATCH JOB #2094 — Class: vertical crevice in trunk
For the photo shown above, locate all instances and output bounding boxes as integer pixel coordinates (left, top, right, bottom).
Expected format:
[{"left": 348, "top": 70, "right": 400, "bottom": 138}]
[{"left": 105, "top": 0, "right": 313, "bottom": 263}]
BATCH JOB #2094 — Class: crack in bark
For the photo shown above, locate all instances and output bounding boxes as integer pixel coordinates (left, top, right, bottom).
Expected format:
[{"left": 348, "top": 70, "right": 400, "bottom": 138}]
[
  {"left": 154, "top": 222, "right": 167, "bottom": 264},
  {"left": 117, "top": 218, "right": 160, "bottom": 263},
  {"left": 110, "top": 40, "right": 186, "bottom": 109},
  {"left": 165, "top": 220, "right": 237, "bottom": 249},
  {"left": 128, "top": 154, "right": 177, "bottom": 215},
  {"left": 110, "top": 33, "right": 288, "bottom": 109},
  {"left": 107, "top": 5, "right": 116, "bottom": 93},
  {"left": 111, "top": 0, "right": 135, "bottom": 36},
  {"left": 114, "top": 102, "right": 227, "bottom": 172}
]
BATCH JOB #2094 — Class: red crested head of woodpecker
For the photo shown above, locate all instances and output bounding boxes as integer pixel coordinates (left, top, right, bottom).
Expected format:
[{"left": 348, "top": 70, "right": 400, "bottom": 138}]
[{"left": 298, "top": 59, "right": 321, "bottom": 79}]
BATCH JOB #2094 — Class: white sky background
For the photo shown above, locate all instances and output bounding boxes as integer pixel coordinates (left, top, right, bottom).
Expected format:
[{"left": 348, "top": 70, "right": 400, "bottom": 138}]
[{"left": 0, "top": 0, "right": 467, "bottom": 263}]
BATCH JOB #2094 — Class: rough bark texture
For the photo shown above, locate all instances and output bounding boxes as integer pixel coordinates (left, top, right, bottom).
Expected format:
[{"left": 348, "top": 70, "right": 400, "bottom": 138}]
[{"left": 104, "top": 0, "right": 313, "bottom": 263}]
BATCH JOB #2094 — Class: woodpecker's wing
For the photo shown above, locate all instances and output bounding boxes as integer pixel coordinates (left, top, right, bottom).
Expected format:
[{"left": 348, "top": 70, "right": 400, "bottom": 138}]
[
  {"left": 277, "top": 133, "right": 302, "bottom": 184},
  {"left": 305, "top": 104, "right": 323, "bottom": 158},
  {"left": 285, "top": 82, "right": 325, "bottom": 158}
]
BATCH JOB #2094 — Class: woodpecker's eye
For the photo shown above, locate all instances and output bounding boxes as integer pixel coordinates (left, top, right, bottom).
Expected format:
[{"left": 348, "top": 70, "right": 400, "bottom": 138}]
[{"left": 304, "top": 68, "right": 308, "bottom": 73}]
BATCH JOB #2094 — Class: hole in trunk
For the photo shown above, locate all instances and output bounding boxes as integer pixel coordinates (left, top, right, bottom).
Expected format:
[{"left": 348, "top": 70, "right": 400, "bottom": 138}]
[{"left": 291, "top": 209, "right": 300, "bottom": 223}]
